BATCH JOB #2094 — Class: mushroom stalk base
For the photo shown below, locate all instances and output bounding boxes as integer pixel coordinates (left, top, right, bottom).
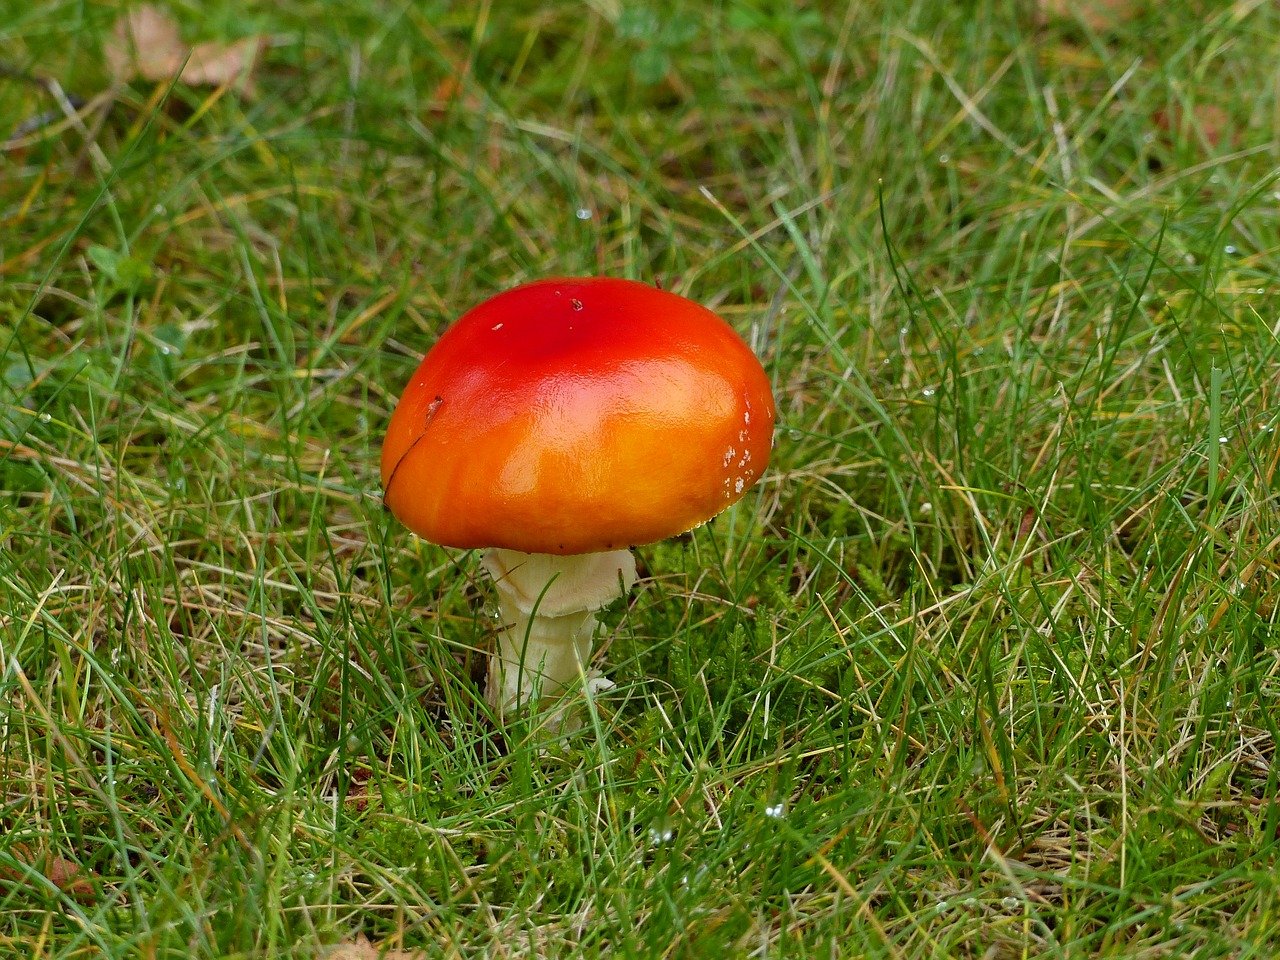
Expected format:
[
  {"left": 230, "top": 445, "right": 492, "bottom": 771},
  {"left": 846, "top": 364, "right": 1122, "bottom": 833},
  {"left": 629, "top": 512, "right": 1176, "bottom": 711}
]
[{"left": 482, "top": 548, "right": 637, "bottom": 721}]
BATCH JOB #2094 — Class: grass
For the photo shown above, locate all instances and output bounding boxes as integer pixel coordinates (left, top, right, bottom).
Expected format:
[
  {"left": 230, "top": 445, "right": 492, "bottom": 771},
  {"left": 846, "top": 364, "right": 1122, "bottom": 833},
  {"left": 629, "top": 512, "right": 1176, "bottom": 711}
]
[{"left": 2, "top": 0, "right": 1279, "bottom": 956}]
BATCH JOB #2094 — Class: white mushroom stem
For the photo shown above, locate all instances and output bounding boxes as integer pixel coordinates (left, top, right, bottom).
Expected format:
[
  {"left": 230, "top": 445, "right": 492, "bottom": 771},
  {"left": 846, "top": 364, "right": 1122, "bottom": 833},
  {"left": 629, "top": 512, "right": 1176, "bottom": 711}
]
[{"left": 481, "top": 547, "right": 637, "bottom": 718}]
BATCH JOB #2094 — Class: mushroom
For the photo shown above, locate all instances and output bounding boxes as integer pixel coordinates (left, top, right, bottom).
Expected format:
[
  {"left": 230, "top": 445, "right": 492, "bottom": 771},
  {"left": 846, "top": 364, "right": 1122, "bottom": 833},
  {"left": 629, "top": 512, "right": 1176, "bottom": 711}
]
[{"left": 380, "top": 277, "right": 775, "bottom": 721}]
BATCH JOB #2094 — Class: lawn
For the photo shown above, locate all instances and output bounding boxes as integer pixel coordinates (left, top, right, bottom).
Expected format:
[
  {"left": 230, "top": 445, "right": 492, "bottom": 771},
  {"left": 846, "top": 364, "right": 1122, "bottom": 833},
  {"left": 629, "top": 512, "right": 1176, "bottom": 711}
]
[{"left": 2, "top": 1, "right": 1279, "bottom": 957}]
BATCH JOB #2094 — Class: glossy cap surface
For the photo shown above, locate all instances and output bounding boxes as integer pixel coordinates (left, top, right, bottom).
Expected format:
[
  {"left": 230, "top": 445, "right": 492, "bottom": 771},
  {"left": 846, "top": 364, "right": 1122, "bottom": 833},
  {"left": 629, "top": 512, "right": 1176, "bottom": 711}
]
[{"left": 381, "top": 277, "right": 775, "bottom": 555}]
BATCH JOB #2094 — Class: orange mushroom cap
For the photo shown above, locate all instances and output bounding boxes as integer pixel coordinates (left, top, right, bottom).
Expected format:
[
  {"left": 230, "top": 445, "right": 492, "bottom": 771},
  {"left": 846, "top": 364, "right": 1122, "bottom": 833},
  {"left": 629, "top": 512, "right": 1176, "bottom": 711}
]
[{"left": 381, "top": 277, "right": 775, "bottom": 555}]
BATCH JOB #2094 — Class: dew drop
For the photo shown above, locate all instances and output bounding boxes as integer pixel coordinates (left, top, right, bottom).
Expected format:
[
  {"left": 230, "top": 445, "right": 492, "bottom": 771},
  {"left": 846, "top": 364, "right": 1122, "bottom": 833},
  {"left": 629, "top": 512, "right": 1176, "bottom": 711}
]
[
  {"left": 922, "top": 387, "right": 935, "bottom": 397},
  {"left": 1190, "top": 613, "right": 1207, "bottom": 634},
  {"left": 764, "top": 802, "right": 785, "bottom": 819},
  {"left": 647, "top": 827, "right": 674, "bottom": 846},
  {"left": 1001, "top": 896, "right": 1020, "bottom": 911},
  {"left": 38, "top": 412, "right": 52, "bottom": 423},
  {"left": 787, "top": 429, "right": 802, "bottom": 441},
  {"left": 939, "top": 153, "right": 950, "bottom": 165},
  {"left": 1219, "top": 436, "right": 1229, "bottom": 444},
  {"left": 575, "top": 208, "right": 593, "bottom": 220},
  {"left": 679, "top": 864, "right": 709, "bottom": 889},
  {"left": 1224, "top": 244, "right": 1238, "bottom": 255}
]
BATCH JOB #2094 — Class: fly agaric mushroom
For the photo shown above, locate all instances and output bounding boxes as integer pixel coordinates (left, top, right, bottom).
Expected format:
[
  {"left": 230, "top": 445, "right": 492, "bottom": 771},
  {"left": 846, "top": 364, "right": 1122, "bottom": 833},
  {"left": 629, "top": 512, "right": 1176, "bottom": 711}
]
[{"left": 381, "top": 277, "right": 775, "bottom": 720}]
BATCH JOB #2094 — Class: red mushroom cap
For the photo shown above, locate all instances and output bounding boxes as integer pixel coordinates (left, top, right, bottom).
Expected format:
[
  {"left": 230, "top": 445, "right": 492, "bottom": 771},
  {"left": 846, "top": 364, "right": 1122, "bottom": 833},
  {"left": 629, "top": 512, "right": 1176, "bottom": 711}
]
[{"left": 381, "top": 277, "right": 775, "bottom": 555}]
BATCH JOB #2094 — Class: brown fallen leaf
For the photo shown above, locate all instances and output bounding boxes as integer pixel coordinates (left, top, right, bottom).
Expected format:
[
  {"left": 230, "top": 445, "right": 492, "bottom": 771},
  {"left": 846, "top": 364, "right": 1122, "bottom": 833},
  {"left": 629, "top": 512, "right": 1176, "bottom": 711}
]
[
  {"left": 1036, "top": 0, "right": 1149, "bottom": 32},
  {"left": 322, "top": 934, "right": 427, "bottom": 960},
  {"left": 1154, "top": 103, "right": 1231, "bottom": 150},
  {"left": 182, "top": 36, "right": 266, "bottom": 98},
  {"left": 104, "top": 5, "right": 184, "bottom": 82},
  {"left": 2, "top": 844, "right": 97, "bottom": 902},
  {"left": 104, "top": 4, "right": 265, "bottom": 98}
]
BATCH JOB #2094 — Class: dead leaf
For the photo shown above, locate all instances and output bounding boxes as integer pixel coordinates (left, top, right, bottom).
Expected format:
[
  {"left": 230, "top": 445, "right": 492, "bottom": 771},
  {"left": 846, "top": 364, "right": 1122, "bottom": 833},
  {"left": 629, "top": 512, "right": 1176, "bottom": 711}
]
[
  {"left": 322, "top": 934, "right": 427, "bottom": 960},
  {"left": 104, "top": 5, "right": 265, "bottom": 98},
  {"left": 1016, "top": 506, "right": 1036, "bottom": 541},
  {"left": 429, "top": 73, "right": 465, "bottom": 111},
  {"left": 182, "top": 36, "right": 266, "bottom": 98},
  {"left": 2, "top": 844, "right": 97, "bottom": 902},
  {"left": 1037, "top": 0, "right": 1149, "bottom": 32},
  {"left": 1154, "top": 103, "right": 1231, "bottom": 150},
  {"left": 425, "top": 69, "right": 484, "bottom": 120},
  {"left": 105, "top": 5, "right": 184, "bottom": 82}
]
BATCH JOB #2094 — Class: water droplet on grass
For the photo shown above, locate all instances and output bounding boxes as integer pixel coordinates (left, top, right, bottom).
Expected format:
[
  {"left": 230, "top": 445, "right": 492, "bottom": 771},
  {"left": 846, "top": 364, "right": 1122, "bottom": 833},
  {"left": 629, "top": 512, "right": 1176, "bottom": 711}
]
[
  {"left": 1224, "top": 244, "right": 1237, "bottom": 255},
  {"left": 764, "top": 802, "right": 785, "bottom": 819},
  {"left": 38, "top": 412, "right": 52, "bottom": 423},
  {"left": 575, "top": 208, "right": 593, "bottom": 220},
  {"left": 647, "top": 827, "right": 674, "bottom": 846},
  {"left": 1001, "top": 896, "right": 1020, "bottom": 911},
  {"left": 679, "top": 864, "right": 709, "bottom": 888}
]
